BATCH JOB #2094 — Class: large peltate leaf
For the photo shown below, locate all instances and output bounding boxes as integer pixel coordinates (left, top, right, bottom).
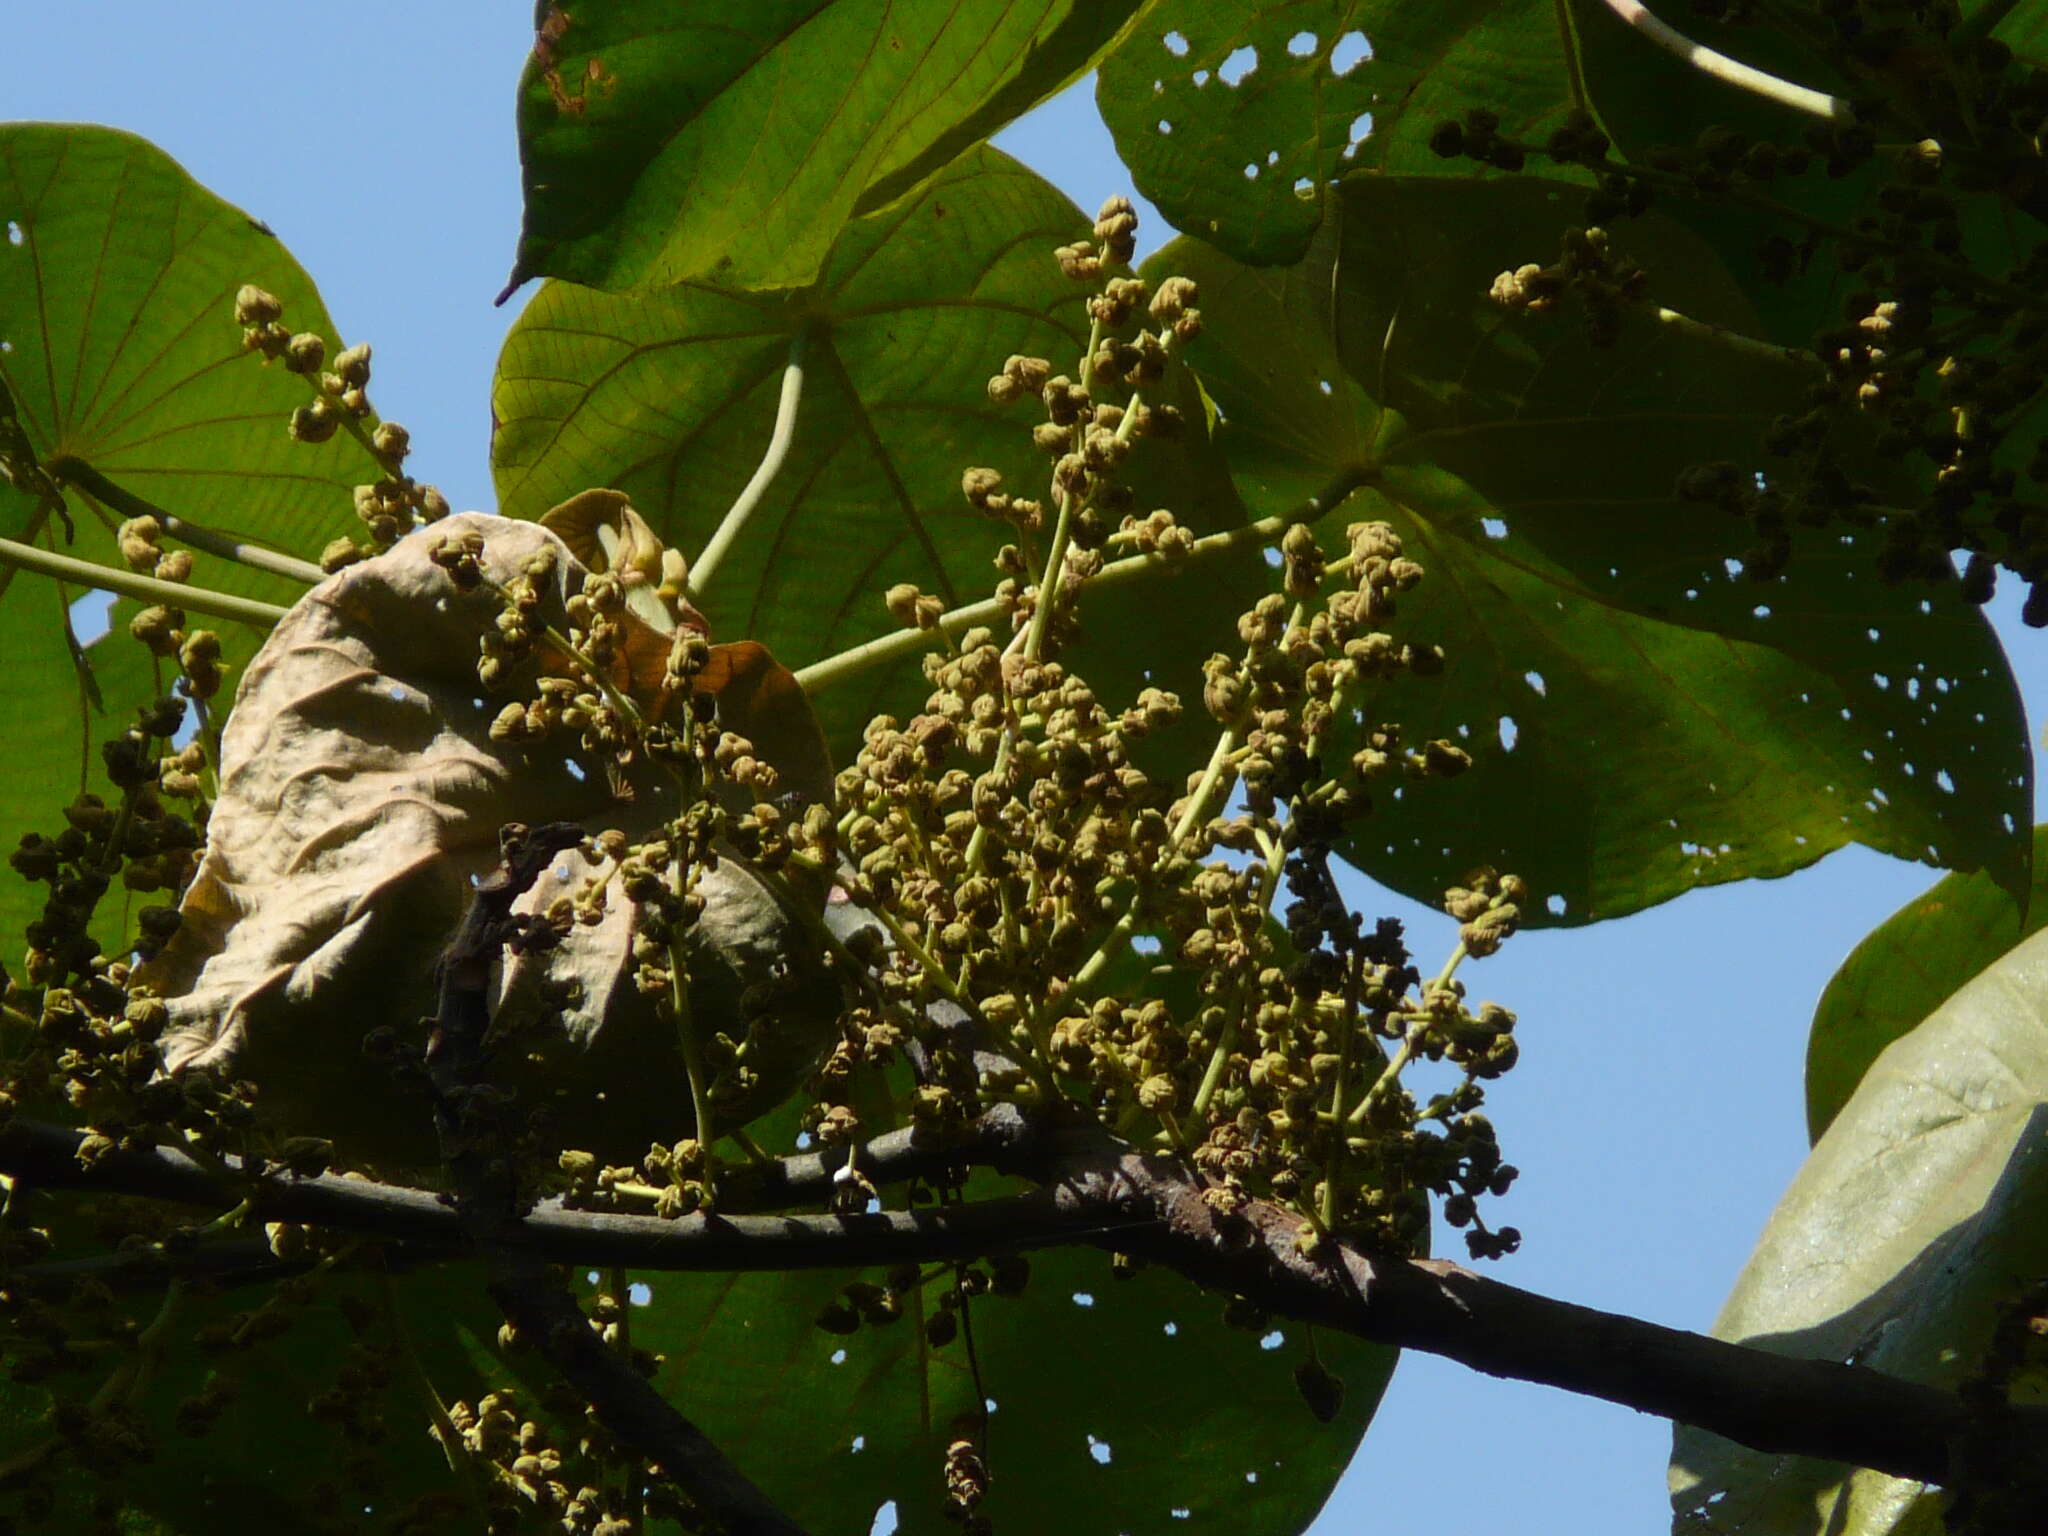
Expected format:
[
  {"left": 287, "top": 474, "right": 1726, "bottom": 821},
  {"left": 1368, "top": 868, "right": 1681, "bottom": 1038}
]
[
  {"left": 1806, "top": 824, "right": 2048, "bottom": 1143},
  {"left": 1152, "top": 174, "right": 2029, "bottom": 924},
  {"left": 1669, "top": 926, "right": 2048, "bottom": 1535},
  {"left": 505, "top": 0, "right": 1145, "bottom": 296},
  {"left": 0, "top": 124, "right": 359, "bottom": 965},
  {"left": 1096, "top": 0, "right": 1588, "bottom": 266},
  {"left": 602, "top": 1225, "right": 1392, "bottom": 1533},
  {"left": 493, "top": 146, "right": 1263, "bottom": 763}
]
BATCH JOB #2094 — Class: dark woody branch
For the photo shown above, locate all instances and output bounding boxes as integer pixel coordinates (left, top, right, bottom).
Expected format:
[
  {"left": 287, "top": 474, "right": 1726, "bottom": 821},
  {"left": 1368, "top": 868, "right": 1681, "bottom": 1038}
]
[
  {"left": 422, "top": 821, "right": 811, "bottom": 1536},
  {"left": 1, "top": 1109, "right": 2035, "bottom": 1492}
]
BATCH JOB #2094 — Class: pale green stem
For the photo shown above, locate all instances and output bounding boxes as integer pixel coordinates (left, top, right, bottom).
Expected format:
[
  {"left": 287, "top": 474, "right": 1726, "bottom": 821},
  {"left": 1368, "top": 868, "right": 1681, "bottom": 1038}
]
[
  {"left": 0, "top": 535, "right": 289, "bottom": 626},
  {"left": 1349, "top": 942, "right": 1470, "bottom": 1125},
  {"left": 795, "top": 465, "right": 1374, "bottom": 696},
  {"left": 1069, "top": 723, "right": 1239, "bottom": 998},
  {"left": 668, "top": 864, "right": 720, "bottom": 1205},
  {"left": 1602, "top": 0, "right": 1853, "bottom": 121},
  {"left": 687, "top": 329, "right": 810, "bottom": 604},
  {"left": 380, "top": 1269, "right": 488, "bottom": 1498},
  {"left": 1320, "top": 962, "right": 1364, "bottom": 1231},
  {"left": 1650, "top": 307, "right": 1814, "bottom": 368},
  {"left": 47, "top": 456, "right": 326, "bottom": 584}
]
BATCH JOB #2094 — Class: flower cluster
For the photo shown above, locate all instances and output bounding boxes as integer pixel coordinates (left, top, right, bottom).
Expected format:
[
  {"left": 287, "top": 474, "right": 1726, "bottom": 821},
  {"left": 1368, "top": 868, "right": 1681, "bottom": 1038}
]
[{"left": 235, "top": 284, "right": 450, "bottom": 568}]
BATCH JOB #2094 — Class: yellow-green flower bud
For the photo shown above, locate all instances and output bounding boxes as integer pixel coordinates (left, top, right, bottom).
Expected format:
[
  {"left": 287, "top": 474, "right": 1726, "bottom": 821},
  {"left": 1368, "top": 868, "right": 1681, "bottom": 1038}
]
[
  {"left": 289, "top": 399, "right": 339, "bottom": 444},
  {"left": 333, "top": 341, "right": 372, "bottom": 387},
  {"left": 283, "top": 331, "right": 326, "bottom": 374},
  {"left": 233, "top": 285, "right": 283, "bottom": 326}
]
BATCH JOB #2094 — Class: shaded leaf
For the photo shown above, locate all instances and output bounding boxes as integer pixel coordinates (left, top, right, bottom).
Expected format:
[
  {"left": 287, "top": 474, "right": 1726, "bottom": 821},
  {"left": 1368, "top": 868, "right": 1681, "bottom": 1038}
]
[
  {"left": 1152, "top": 174, "right": 2029, "bottom": 924},
  {"left": 1807, "top": 824, "right": 2048, "bottom": 1143},
  {"left": 1670, "top": 926, "right": 2048, "bottom": 1535},
  {"left": 612, "top": 1225, "right": 1394, "bottom": 1533},
  {"left": 1097, "top": 0, "right": 1589, "bottom": 266},
  {"left": 0, "top": 124, "right": 359, "bottom": 968},
  {"left": 493, "top": 146, "right": 1265, "bottom": 769},
  {"left": 135, "top": 515, "right": 837, "bottom": 1169},
  {"left": 507, "top": 0, "right": 1144, "bottom": 295},
  {"left": 0, "top": 1252, "right": 502, "bottom": 1534}
]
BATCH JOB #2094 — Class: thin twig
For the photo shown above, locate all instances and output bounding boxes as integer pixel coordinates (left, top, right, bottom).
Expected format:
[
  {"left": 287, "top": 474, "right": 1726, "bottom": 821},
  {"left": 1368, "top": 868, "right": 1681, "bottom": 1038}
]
[
  {"left": 47, "top": 456, "right": 327, "bottom": 585},
  {"left": 0, "top": 535, "right": 290, "bottom": 626}
]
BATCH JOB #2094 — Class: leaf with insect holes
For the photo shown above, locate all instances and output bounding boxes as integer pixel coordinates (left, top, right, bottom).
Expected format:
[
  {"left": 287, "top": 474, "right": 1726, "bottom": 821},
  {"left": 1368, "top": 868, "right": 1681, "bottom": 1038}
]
[{"left": 1154, "top": 173, "right": 2029, "bottom": 924}]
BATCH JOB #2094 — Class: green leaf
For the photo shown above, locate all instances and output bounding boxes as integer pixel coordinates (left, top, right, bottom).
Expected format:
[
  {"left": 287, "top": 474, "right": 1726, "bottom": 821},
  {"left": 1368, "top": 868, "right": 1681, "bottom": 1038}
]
[
  {"left": 609, "top": 1241, "right": 1393, "bottom": 1533},
  {"left": 1670, "top": 925, "right": 2048, "bottom": 1536},
  {"left": 506, "top": 0, "right": 1145, "bottom": 296},
  {"left": 493, "top": 145, "right": 1264, "bottom": 766},
  {"left": 1807, "top": 824, "right": 2048, "bottom": 1144},
  {"left": 0, "top": 124, "right": 360, "bottom": 969},
  {"left": 0, "top": 1254, "right": 501, "bottom": 1533},
  {"left": 1151, "top": 174, "right": 2030, "bottom": 924},
  {"left": 1097, "top": 0, "right": 1588, "bottom": 266}
]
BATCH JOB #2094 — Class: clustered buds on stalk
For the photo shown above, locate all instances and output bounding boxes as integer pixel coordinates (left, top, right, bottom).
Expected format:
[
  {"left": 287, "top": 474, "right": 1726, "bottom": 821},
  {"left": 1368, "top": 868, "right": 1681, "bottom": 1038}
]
[{"left": 235, "top": 285, "right": 451, "bottom": 565}]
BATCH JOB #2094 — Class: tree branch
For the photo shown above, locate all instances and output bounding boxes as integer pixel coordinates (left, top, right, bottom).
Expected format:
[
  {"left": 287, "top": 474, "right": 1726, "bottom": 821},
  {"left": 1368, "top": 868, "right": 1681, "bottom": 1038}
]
[
  {"left": 423, "top": 821, "right": 812, "bottom": 1536},
  {"left": 5, "top": 1109, "right": 2036, "bottom": 1490}
]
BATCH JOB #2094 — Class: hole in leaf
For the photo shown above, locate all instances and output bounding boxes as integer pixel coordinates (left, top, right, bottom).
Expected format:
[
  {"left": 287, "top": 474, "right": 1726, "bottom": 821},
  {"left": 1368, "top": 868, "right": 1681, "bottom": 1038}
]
[
  {"left": 1546, "top": 894, "right": 1566, "bottom": 916},
  {"left": 1258, "top": 1329, "right": 1285, "bottom": 1350},
  {"left": 629, "top": 1283, "right": 652, "bottom": 1306},
  {"left": 1331, "top": 31, "right": 1372, "bottom": 72},
  {"left": 1163, "top": 1321, "right": 1178, "bottom": 1336},
  {"left": 1481, "top": 517, "right": 1507, "bottom": 539},
  {"left": 1343, "top": 112, "right": 1374, "bottom": 156},
  {"left": 1193, "top": 67, "right": 1211, "bottom": 86},
  {"left": 1294, "top": 177, "right": 1313, "bottom": 193},
  {"left": 1523, "top": 670, "right": 1546, "bottom": 696},
  {"left": 1264, "top": 547, "right": 1282, "bottom": 567},
  {"left": 1219, "top": 45, "right": 1258, "bottom": 85},
  {"left": 1287, "top": 31, "right": 1318, "bottom": 56},
  {"left": 1243, "top": 163, "right": 1259, "bottom": 179},
  {"left": 869, "top": 1500, "right": 899, "bottom": 1536},
  {"left": 1936, "top": 769, "right": 1956, "bottom": 793},
  {"left": 1498, "top": 716, "right": 1518, "bottom": 750},
  {"left": 5, "top": 222, "right": 21, "bottom": 247},
  {"left": 851, "top": 1435, "right": 865, "bottom": 1454},
  {"left": 1088, "top": 1435, "right": 1113, "bottom": 1465},
  {"left": 1752, "top": 604, "right": 1770, "bottom": 619},
  {"left": 564, "top": 760, "right": 588, "bottom": 783},
  {"left": 1072, "top": 1292, "right": 1095, "bottom": 1307},
  {"left": 1157, "top": 119, "right": 1172, "bottom": 135},
  {"left": 1163, "top": 30, "right": 1190, "bottom": 56},
  {"left": 69, "top": 592, "right": 114, "bottom": 647},
  {"left": 831, "top": 1348, "right": 848, "bottom": 1364},
  {"left": 1318, "top": 378, "right": 1334, "bottom": 396}
]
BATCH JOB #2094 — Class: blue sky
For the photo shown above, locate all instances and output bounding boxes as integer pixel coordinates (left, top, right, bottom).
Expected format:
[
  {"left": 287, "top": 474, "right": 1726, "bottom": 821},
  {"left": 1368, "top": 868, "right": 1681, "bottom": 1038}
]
[{"left": 10, "top": 8, "right": 2044, "bottom": 1533}]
